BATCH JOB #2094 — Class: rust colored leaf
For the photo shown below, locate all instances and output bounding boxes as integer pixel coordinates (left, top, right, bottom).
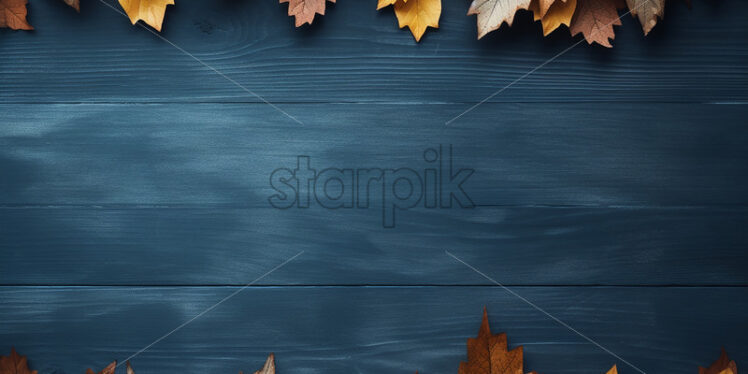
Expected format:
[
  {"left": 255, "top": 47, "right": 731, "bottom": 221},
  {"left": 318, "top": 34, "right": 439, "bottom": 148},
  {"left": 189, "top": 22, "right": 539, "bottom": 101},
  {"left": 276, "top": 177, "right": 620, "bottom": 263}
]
[
  {"left": 569, "top": 0, "right": 621, "bottom": 48},
  {"left": 699, "top": 349, "right": 738, "bottom": 374},
  {"left": 458, "top": 308, "right": 528, "bottom": 374},
  {"left": 280, "top": 0, "right": 335, "bottom": 27},
  {"left": 0, "top": 0, "right": 32, "bottom": 30},
  {"left": 86, "top": 361, "right": 116, "bottom": 374},
  {"left": 62, "top": 0, "right": 80, "bottom": 12},
  {"left": 0, "top": 348, "right": 38, "bottom": 374}
]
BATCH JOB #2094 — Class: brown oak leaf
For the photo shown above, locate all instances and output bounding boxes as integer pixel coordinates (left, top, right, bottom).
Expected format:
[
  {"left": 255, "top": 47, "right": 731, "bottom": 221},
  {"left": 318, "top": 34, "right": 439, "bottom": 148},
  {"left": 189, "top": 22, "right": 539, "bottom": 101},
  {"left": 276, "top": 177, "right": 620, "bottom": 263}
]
[
  {"left": 62, "top": 0, "right": 80, "bottom": 12},
  {"left": 700, "top": 349, "right": 738, "bottom": 374},
  {"left": 280, "top": 0, "right": 335, "bottom": 27},
  {"left": 0, "top": 0, "right": 32, "bottom": 30},
  {"left": 569, "top": 0, "right": 622, "bottom": 48},
  {"left": 86, "top": 361, "right": 116, "bottom": 374},
  {"left": 458, "top": 308, "right": 529, "bottom": 374},
  {"left": 0, "top": 348, "right": 38, "bottom": 374}
]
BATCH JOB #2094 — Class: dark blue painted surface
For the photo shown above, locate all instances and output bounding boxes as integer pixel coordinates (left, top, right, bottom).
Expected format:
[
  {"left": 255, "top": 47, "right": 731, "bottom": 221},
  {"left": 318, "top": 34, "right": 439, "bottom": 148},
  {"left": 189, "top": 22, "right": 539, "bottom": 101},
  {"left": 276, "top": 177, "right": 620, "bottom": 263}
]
[{"left": 0, "top": 0, "right": 747, "bottom": 373}]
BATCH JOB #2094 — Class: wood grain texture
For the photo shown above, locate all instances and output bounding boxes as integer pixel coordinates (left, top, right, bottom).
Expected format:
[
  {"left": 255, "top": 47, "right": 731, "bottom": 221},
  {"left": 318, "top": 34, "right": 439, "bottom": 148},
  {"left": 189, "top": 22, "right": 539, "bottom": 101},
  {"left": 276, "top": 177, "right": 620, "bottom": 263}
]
[
  {"left": 1, "top": 206, "right": 747, "bottom": 286},
  {"left": 1, "top": 1, "right": 746, "bottom": 371},
  {"left": 1, "top": 103, "right": 747, "bottom": 206},
  {"left": 0, "top": 287, "right": 746, "bottom": 374},
  {"left": 0, "top": 1, "right": 745, "bottom": 103}
]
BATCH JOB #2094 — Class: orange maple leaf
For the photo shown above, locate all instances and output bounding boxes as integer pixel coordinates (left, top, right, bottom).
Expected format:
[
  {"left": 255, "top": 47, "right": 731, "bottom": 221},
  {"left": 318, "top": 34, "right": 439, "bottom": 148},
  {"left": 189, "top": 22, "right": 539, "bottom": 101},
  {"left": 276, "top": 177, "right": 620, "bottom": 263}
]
[
  {"left": 569, "top": 0, "right": 622, "bottom": 48},
  {"left": 0, "top": 348, "right": 38, "bottom": 374},
  {"left": 458, "top": 308, "right": 527, "bottom": 374},
  {"left": 700, "top": 349, "right": 738, "bottom": 374},
  {"left": 0, "top": 0, "right": 32, "bottom": 30}
]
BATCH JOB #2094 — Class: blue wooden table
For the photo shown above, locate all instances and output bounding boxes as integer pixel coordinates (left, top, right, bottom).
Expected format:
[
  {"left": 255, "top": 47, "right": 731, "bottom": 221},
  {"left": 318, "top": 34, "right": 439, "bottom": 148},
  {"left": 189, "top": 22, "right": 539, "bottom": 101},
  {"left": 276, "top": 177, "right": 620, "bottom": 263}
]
[{"left": 1, "top": 1, "right": 747, "bottom": 373}]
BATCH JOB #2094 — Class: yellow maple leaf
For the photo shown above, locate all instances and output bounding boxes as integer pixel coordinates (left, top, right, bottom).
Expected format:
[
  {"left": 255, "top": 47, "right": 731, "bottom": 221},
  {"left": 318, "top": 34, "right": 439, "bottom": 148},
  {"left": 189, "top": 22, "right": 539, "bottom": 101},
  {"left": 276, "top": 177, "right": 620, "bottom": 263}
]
[
  {"left": 392, "top": 0, "right": 441, "bottom": 42},
  {"left": 530, "top": 0, "right": 576, "bottom": 36},
  {"left": 118, "top": 0, "right": 175, "bottom": 32},
  {"left": 377, "top": 0, "right": 398, "bottom": 10}
]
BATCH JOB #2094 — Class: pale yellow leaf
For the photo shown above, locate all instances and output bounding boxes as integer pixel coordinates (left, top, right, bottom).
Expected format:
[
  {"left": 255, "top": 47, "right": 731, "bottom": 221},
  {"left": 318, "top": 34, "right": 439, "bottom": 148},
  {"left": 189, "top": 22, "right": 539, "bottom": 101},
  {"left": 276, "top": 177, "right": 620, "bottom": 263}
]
[
  {"left": 626, "top": 0, "right": 665, "bottom": 35},
  {"left": 118, "top": 0, "right": 174, "bottom": 32},
  {"left": 467, "top": 0, "right": 532, "bottom": 39}
]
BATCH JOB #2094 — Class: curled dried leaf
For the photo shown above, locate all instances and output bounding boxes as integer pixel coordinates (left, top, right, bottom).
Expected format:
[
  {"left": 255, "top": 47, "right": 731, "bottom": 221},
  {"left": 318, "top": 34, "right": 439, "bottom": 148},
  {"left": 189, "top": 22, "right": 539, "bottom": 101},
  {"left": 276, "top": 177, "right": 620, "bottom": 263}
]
[{"left": 0, "top": 0, "right": 33, "bottom": 30}]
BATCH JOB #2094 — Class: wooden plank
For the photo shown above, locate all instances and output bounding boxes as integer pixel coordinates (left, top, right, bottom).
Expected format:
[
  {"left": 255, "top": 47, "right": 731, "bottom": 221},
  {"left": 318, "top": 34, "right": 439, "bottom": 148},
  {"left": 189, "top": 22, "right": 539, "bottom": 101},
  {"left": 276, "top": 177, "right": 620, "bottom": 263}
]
[
  {"left": 1, "top": 206, "right": 747, "bottom": 286},
  {"left": 1, "top": 103, "right": 747, "bottom": 206},
  {"left": 0, "top": 1, "right": 746, "bottom": 103},
  {"left": 0, "top": 286, "right": 745, "bottom": 374}
]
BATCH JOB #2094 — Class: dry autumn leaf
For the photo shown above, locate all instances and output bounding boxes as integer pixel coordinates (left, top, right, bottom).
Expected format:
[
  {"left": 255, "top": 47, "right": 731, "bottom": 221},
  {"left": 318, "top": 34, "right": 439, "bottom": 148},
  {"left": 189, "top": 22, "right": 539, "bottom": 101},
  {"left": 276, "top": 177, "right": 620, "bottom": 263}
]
[
  {"left": 530, "top": 0, "right": 577, "bottom": 35},
  {"left": 0, "top": 0, "right": 32, "bottom": 30},
  {"left": 0, "top": 348, "right": 38, "bottom": 374},
  {"left": 468, "top": 0, "right": 532, "bottom": 39},
  {"left": 700, "top": 349, "right": 738, "bottom": 374},
  {"left": 536, "top": 0, "right": 559, "bottom": 18},
  {"left": 394, "top": 0, "right": 441, "bottom": 42},
  {"left": 569, "top": 0, "right": 622, "bottom": 48},
  {"left": 62, "top": 0, "right": 80, "bottom": 12},
  {"left": 86, "top": 361, "right": 116, "bottom": 374},
  {"left": 606, "top": 365, "right": 617, "bottom": 374},
  {"left": 240, "top": 354, "right": 275, "bottom": 374},
  {"left": 280, "top": 0, "right": 335, "bottom": 27},
  {"left": 458, "top": 308, "right": 528, "bottom": 374},
  {"left": 377, "top": 0, "right": 397, "bottom": 10},
  {"left": 378, "top": 0, "right": 440, "bottom": 42},
  {"left": 626, "top": 0, "right": 664, "bottom": 35},
  {"left": 118, "top": 0, "right": 175, "bottom": 32}
]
